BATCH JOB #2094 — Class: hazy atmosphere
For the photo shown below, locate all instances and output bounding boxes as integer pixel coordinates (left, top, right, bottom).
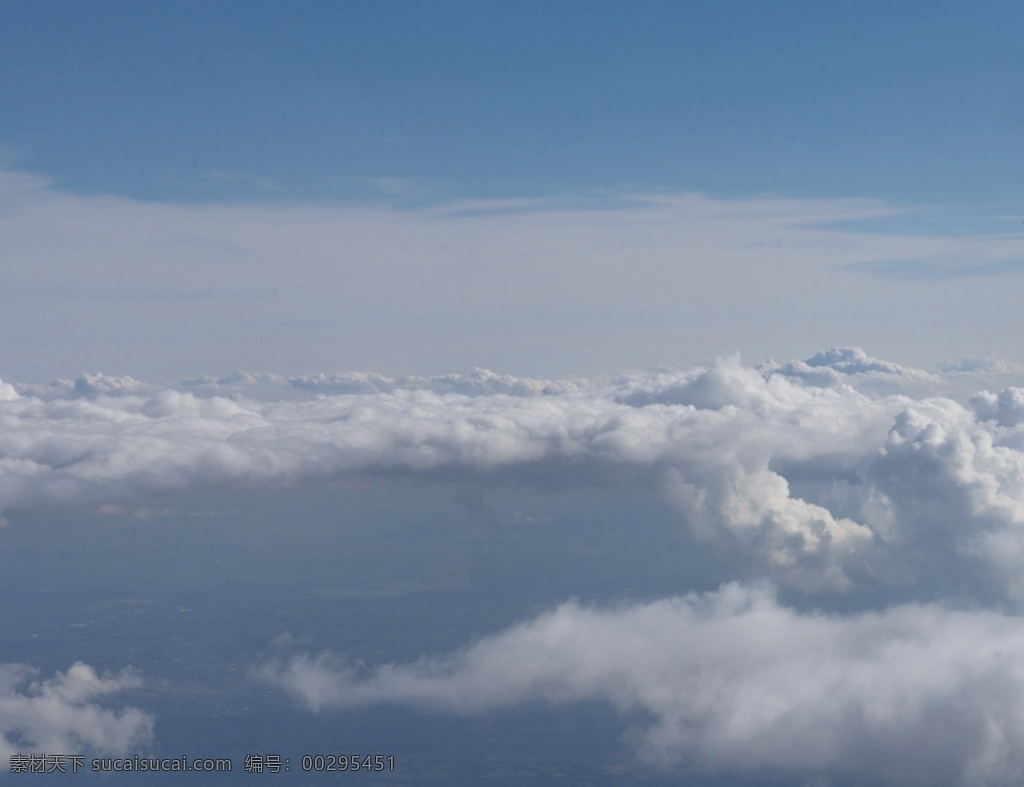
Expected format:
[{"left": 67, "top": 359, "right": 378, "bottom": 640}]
[{"left": 2, "top": 2, "right": 1024, "bottom": 784}]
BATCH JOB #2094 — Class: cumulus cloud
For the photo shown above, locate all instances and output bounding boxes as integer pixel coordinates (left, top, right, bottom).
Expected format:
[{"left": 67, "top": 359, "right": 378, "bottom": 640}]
[
  {"left": 0, "top": 348, "right": 890, "bottom": 591},
  {"left": 8, "top": 347, "right": 1024, "bottom": 597},
  {"left": 258, "top": 582, "right": 1024, "bottom": 786},
  {"left": 970, "top": 388, "right": 1024, "bottom": 428},
  {"left": 285, "top": 368, "right": 571, "bottom": 398},
  {"left": 0, "top": 662, "right": 153, "bottom": 768},
  {"left": 9, "top": 347, "right": 1024, "bottom": 782},
  {"left": 760, "top": 346, "right": 941, "bottom": 396},
  {"left": 867, "top": 401, "right": 1024, "bottom": 600}
]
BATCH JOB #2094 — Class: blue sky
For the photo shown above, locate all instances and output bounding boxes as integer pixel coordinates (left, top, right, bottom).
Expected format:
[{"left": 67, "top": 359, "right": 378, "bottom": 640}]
[
  {"left": 2, "top": 3, "right": 1024, "bottom": 381},
  {"left": 3, "top": 1, "right": 1023, "bottom": 208}
]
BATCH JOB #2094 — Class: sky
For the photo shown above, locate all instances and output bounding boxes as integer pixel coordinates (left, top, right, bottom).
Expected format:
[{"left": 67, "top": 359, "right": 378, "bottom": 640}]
[
  {"left": 2, "top": 1, "right": 1023, "bottom": 206},
  {"left": 5, "top": 3, "right": 1024, "bottom": 785},
  {"left": 0, "top": 2, "right": 1024, "bottom": 381}
]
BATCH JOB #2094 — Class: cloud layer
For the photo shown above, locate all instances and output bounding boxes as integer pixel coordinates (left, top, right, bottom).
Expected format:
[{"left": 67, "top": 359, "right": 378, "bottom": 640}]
[
  {"left": 259, "top": 583, "right": 1024, "bottom": 786},
  {"left": 0, "top": 662, "right": 153, "bottom": 768},
  {"left": 9, "top": 347, "right": 1024, "bottom": 782},
  {"left": 5, "top": 347, "right": 1024, "bottom": 598},
  {"left": 4, "top": 167, "right": 1024, "bottom": 381}
]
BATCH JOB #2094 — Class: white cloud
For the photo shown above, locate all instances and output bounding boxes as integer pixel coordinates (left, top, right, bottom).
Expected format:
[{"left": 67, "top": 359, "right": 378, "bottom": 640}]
[
  {"left": 7, "top": 348, "right": 1024, "bottom": 596},
  {"left": 663, "top": 464, "right": 873, "bottom": 592},
  {"left": 258, "top": 582, "right": 1024, "bottom": 786},
  {"left": 970, "top": 388, "right": 1024, "bottom": 428},
  {"left": 2, "top": 167, "right": 1024, "bottom": 381},
  {"left": 759, "top": 346, "right": 941, "bottom": 397},
  {"left": 0, "top": 349, "right": 887, "bottom": 590},
  {"left": 0, "top": 662, "right": 153, "bottom": 768},
  {"left": 867, "top": 402, "right": 1024, "bottom": 600},
  {"left": 5, "top": 338, "right": 1024, "bottom": 781}
]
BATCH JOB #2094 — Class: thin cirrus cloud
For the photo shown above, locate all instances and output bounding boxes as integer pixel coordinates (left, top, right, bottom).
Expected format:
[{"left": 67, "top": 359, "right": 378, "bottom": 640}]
[{"left": 3, "top": 166, "right": 1024, "bottom": 380}]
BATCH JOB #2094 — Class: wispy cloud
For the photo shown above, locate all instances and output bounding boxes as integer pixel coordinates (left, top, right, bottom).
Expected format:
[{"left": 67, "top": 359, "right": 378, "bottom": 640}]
[
  {"left": 1, "top": 167, "right": 1023, "bottom": 379},
  {"left": 847, "top": 255, "right": 1024, "bottom": 280}
]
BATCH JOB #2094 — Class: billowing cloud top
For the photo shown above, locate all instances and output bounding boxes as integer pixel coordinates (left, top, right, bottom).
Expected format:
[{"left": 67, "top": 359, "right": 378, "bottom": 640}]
[{"left": 3, "top": 346, "right": 1024, "bottom": 601}]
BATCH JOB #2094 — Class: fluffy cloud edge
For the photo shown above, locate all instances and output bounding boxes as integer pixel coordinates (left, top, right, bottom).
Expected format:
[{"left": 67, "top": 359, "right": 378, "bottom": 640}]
[
  {"left": 5, "top": 347, "right": 1024, "bottom": 598},
  {"left": 257, "top": 582, "right": 1024, "bottom": 786},
  {"left": 0, "top": 662, "right": 153, "bottom": 769}
]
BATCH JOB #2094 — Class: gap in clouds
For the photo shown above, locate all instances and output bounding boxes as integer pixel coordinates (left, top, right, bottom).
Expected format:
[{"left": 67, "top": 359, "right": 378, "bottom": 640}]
[{"left": 0, "top": 478, "right": 732, "bottom": 783}]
